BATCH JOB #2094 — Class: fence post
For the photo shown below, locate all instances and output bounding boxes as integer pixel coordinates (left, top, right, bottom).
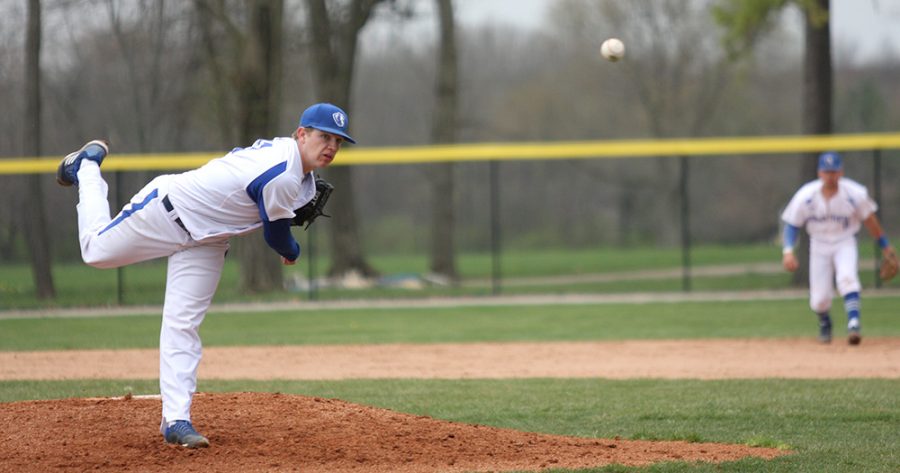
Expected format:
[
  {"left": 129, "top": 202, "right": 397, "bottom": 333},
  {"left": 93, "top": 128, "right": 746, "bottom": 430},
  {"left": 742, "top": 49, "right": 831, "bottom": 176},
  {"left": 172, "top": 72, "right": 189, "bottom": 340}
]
[
  {"left": 489, "top": 160, "right": 502, "bottom": 295},
  {"left": 873, "top": 148, "right": 882, "bottom": 289},
  {"left": 308, "top": 224, "right": 318, "bottom": 300},
  {"left": 115, "top": 170, "right": 124, "bottom": 304},
  {"left": 680, "top": 156, "right": 691, "bottom": 292}
]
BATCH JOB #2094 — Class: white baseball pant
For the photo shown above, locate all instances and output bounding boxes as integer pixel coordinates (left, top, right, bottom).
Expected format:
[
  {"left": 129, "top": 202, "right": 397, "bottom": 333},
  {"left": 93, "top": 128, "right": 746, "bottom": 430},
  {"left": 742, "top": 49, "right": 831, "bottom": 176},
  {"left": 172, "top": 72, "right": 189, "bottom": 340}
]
[
  {"left": 76, "top": 161, "right": 229, "bottom": 424},
  {"left": 808, "top": 237, "right": 860, "bottom": 313}
]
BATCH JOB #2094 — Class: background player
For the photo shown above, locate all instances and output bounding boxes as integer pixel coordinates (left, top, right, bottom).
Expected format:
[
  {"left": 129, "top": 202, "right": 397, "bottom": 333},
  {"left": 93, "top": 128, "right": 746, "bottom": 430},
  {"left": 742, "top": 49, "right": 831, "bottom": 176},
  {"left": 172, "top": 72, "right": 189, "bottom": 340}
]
[
  {"left": 56, "top": 103, "right": 354, "bottom": 448},
  {"left": 781, "top": 151, "right": 895, "bottom": 345}
]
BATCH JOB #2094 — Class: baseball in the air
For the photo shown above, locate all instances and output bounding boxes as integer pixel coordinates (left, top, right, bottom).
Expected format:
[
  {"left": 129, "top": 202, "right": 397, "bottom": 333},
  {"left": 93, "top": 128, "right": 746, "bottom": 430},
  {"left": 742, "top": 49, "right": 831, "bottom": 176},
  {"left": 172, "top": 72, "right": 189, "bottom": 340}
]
[{"left": 601, "top": 38, "right": 625, "bottom": 62}]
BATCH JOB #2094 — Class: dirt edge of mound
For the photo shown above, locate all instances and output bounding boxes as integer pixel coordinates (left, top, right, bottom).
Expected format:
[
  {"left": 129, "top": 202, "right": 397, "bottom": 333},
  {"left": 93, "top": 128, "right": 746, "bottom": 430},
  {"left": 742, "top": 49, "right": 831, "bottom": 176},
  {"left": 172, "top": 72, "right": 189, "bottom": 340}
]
[{"left": 0, "top": 392, "right": 789, "bottom": 473}]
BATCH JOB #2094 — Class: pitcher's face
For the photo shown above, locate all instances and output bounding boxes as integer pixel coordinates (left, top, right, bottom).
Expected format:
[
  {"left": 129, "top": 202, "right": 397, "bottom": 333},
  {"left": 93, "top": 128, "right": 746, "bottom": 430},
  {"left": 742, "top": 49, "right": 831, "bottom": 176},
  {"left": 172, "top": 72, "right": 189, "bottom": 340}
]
[{"left": 298, "top": 128, "right": 343, "bottom": 172}]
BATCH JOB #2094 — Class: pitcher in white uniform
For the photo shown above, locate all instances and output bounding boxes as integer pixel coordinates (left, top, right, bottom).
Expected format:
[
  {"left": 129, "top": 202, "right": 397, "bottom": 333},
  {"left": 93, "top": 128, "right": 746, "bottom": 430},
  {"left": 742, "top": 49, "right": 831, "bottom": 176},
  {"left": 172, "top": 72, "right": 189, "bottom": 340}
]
[
  {"left": 56, "top": 103, "right": 355, "bottom": 448},
  {"left": 781, "top": 151, "right": 894, "bottom": 345}
]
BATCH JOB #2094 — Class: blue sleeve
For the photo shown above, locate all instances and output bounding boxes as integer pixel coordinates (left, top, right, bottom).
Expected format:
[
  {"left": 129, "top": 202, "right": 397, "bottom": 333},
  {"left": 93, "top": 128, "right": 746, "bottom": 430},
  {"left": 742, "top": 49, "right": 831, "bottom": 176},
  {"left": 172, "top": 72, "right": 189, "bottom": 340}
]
[
  {"left": 263, "top": 218, "right": 300, "bottom": 261},
  {"left": 244, "top": 160, "right": 298, "bottom": 259},
  {"left": 246, "top": 161, "right": 289, "bottom": 222},
  {"left": 783, "top": 223, "right": 799, "bottom": 250}
]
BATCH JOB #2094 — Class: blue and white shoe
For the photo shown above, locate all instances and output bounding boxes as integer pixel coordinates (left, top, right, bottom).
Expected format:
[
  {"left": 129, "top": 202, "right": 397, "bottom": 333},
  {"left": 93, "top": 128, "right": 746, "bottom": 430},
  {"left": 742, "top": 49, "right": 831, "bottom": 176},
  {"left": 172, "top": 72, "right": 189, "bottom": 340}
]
[
  {"left": 848, "top": 319, "right": 861, "bottom": 346},
  {"left": 56, "top": 139, "right": 108, "bottom": 187},
  {"left": 818, "top": 320, "right": 832, "bottom": 344},
  {"left": 163, "top": 420, "right": 210, "bottom": 448}
]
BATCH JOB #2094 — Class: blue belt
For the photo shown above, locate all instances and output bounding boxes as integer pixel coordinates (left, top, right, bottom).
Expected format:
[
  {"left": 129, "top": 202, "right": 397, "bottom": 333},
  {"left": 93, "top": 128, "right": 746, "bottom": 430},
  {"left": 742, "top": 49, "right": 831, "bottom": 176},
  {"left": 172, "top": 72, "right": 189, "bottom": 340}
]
[{"left": 162, "top": 195, "right": 189, "bottom": 234}]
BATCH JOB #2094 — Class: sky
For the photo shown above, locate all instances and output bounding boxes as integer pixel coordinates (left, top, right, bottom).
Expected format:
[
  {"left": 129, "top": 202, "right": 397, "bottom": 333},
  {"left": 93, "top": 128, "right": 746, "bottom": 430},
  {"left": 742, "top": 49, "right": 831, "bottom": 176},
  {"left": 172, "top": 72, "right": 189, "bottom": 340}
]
[{"left": 452, "top": 0, "right": 900, "bottom": 64}]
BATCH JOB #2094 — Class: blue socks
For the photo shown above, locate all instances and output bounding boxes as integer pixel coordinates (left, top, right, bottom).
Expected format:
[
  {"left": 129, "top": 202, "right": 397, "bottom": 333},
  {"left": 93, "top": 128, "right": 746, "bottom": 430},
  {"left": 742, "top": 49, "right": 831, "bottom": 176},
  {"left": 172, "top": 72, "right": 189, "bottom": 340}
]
[{"left": 844, "top": 292, "right": 860, "bottom": 329}]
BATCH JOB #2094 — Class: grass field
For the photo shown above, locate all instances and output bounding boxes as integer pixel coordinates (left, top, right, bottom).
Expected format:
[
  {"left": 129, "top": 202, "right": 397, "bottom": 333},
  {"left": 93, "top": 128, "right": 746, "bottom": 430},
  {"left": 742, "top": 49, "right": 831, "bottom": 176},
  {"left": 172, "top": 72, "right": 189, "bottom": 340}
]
[
  {"left": 1, "top": 244, "right": 894, "bottom": 309},
  {"left": 2, "top": 297, "right": 899, "bottom": 472}
]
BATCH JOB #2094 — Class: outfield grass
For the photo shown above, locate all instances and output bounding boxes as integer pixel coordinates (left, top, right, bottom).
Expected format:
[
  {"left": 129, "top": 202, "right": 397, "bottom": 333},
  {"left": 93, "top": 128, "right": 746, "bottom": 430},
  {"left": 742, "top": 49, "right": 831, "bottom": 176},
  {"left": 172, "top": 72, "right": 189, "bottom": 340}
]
[
  {"left": 2, "top": 297, "right": 898, "bottom": 471},
  {"left": 3, "top": 297, "right": 900, "bottom": 350},
  {"left": 1, "top": 244, "right": 895, "bottom": 309},
  {"left": 0, "top": 245, "right": 779, "bottom": 308}
]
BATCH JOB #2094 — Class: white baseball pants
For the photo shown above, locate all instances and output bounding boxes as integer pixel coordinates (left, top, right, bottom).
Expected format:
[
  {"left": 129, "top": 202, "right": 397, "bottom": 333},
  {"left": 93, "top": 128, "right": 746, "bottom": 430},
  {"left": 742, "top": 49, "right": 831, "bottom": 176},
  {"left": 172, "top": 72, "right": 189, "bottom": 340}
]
[
  {"left": 76, "top": 161, "right": 229, "bottom": 424},
  {"left": 808, "top": 237, "right": 861, "bottom": 313}
]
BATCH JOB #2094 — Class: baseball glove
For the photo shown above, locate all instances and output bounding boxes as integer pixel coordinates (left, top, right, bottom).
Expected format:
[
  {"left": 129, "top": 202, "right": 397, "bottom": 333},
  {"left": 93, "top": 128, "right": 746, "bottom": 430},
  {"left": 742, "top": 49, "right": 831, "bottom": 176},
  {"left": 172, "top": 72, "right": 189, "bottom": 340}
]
[
  {"left": 292, "top": 177, "right": 334, "bottom": 229},
  {"left": 880, "top": 247, "right": 898, "bottom": 281}
]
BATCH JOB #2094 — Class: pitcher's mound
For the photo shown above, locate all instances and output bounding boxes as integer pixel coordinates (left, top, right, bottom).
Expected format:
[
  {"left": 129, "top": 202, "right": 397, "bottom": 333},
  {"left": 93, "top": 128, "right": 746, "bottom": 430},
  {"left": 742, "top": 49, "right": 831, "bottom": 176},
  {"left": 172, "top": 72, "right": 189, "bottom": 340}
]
[{"left": 0, "top": 392, "right": 787, "bottom": 472}]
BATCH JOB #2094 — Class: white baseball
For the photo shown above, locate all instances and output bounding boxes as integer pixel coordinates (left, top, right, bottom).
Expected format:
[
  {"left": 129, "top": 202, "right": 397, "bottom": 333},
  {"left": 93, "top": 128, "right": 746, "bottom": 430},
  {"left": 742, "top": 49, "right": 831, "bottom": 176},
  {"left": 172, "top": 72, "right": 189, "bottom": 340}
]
[{"left": 601, "top": 38, "right": 625, "bottom": 62}]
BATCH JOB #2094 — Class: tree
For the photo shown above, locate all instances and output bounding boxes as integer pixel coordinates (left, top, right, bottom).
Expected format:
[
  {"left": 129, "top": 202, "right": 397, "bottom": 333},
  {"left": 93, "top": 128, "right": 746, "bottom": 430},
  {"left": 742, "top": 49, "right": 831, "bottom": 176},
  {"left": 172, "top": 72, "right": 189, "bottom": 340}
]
[
  {"left": 715, "top": 0, "right": 833, "bottom": 285},
  {"left": 550, "top": 0, "right": 740, "bottom": 245},
  {"left": 23, "top": 0, "right": 55, "bottom": 299},
  {"left": 304, "top": 0, "right": 388, "bottom": 279},
  {"left": 195, "top": 0, "right": 286, "bottom": 293},
  {"left": 427, "top": 0, "right": 459, "bottom": 280},
  {"left": 194, "top": 0, "right": 239, "bottom": 146},
  {"left": 236, "top": 0, "right": 285, "bottom": 293},
  {"left": 236, "top": 0, "right": 285, "bottom": 292}
]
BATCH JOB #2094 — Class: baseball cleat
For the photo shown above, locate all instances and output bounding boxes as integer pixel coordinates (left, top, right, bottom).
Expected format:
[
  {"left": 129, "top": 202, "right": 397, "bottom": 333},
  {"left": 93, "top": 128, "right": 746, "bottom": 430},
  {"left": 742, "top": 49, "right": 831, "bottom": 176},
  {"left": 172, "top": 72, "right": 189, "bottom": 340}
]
[
  {"left": 817, "top": 318, "right": 832, "bottom": 344},
  {"left": 818, "top": 325, "right": 832, "bottom": 344},
  {"left": 848, "top": 329, "right": 861, "bottom": 346},
  {"left": 163, "top": 420, "right": 210, "bottom": 448},
  {"left": 847, "top": 318, "right": 861, "bottom": 345},
  {"left": 56, "top": 139, "right": 109, "bottom": 187}
]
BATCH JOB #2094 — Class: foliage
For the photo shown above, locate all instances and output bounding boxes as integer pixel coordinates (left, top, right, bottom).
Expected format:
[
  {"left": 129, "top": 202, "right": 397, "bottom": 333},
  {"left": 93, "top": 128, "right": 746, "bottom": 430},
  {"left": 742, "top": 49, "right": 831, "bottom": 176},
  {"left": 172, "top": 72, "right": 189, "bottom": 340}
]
[
  {"left": 713, "top": 0, "right": 828, "bottom": 58},
  {"left": 1, "top": 0, "right": 898, "bottom": 304}
]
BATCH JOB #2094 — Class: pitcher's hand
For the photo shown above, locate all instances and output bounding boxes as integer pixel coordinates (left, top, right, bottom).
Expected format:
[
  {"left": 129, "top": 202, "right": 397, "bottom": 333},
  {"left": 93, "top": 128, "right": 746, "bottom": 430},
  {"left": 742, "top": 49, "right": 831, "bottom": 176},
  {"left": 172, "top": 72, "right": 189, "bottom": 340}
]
[{"left": 782, "top": 252, "right": 798, "bottom": 272}]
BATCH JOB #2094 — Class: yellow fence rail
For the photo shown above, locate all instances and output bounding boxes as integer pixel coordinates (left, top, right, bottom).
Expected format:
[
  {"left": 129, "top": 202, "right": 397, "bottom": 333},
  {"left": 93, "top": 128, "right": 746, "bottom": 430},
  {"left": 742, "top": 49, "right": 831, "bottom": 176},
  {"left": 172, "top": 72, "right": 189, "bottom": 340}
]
[{"left": 2, "top": 132, "right": 900, "bottom": 174}]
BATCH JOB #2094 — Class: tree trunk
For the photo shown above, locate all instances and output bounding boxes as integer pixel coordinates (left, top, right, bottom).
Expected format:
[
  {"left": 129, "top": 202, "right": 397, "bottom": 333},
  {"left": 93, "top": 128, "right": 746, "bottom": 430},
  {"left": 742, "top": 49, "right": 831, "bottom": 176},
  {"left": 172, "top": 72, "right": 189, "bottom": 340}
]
[
  {"left": 794, "top": 0, "right": 832, "bottom": 286},
  {"left": 428, "top": 0, "right": 459, "bottom": 280},
  {"left": 23, "top": 0, "right": 55, "bottom": 300},
  {"left": 305, "top": 0, "right": 382, "bottom": 279},
  {"left": 194, "top": 0, "right": 236, "bottom": 146},
  {"left": 236, "top": 0, "right": 285, "bottom": 293}
]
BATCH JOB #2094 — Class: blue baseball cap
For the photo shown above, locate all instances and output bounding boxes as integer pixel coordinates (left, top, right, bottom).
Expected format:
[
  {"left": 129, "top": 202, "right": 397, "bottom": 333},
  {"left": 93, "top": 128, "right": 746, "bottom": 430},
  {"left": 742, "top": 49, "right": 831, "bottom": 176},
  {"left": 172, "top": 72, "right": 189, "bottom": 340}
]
[
  {"left": 299, "top": 103, "right": 356, "bottom": 144},
  {"left": 818, "top": 151, "right": 842, "bottom": 171}
]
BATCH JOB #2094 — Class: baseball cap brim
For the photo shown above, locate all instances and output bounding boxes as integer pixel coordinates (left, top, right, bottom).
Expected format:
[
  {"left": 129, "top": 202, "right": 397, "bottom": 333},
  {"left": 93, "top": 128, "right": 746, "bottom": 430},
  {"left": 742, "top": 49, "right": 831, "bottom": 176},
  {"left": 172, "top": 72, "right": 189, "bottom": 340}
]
[{"left": 310, "top": 126, "right": 356, "bottom": 144}]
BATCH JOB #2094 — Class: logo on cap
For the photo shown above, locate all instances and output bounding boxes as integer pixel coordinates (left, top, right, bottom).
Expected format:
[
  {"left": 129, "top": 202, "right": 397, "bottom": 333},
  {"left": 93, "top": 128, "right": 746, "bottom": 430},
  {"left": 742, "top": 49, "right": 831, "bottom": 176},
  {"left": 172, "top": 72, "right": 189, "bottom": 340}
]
[
  {"left": 332, "top": 112, "right": 346, "bottom": 128},
  {"left": 298, "top": 103, "right": 356, "bottom": 143},
  {"left": 818, "top": 151, "right": 842, "bottom": 171}
]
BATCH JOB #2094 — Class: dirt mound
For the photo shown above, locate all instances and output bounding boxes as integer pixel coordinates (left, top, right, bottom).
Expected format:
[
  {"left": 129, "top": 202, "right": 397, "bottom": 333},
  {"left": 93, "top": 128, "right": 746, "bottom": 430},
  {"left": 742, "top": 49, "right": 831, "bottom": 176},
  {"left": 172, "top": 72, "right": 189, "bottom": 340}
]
[{"left": 0, "top": 392, "right": 786, "bottom": 473}]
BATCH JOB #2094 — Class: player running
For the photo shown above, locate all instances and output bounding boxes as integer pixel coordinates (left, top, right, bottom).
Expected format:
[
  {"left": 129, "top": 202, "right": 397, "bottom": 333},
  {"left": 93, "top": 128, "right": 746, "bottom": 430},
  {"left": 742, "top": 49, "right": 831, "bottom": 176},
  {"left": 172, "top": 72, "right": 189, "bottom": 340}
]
[
  {"left": 781, "top": 151, "right": 895, "bottom": 345},
  {"left": 57, "top": 103, "right": 354, "bottom": 448}
]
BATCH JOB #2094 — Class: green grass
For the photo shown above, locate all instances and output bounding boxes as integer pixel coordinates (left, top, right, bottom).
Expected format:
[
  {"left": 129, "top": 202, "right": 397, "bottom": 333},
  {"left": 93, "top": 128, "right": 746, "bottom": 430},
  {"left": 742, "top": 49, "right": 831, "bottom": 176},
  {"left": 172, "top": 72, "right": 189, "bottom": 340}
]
[
  {"left": 1, "top": 378, "right": 897, "bottom": 472},
  {"left": 334, "top": 244, "right": 786, "bottom": 277},
  {"left": 2, "top": 243, "right": 896, "bottom": 309},
  {"left": 3, "top": 296, "right": 900, "bottom": 351},
  {"left": 2, "top": 294, "right": 899, "bottom": 471},
  {"left": 0, "top": 244, "right": 797, "bottom": 309}
]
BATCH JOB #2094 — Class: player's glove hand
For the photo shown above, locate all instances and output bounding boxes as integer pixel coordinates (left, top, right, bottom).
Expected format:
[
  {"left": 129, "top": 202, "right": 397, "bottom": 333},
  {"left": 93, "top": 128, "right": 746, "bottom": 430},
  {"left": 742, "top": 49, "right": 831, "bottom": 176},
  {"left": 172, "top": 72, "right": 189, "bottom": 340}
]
[
  {"left": 292, "top": 177, "right": 334, "bottom": 229},
  {"left": 879, "top": 246, "right": 898, "bottom": 281}
]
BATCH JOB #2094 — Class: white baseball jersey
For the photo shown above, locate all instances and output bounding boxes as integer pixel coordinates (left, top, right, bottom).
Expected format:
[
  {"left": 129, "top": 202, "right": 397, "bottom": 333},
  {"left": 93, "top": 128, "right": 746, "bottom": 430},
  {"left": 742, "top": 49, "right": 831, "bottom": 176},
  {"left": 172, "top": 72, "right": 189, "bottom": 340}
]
[
  {"left": 73, "top": 136, "right": 315, "bottom": 427},
  {"left": 781, "top": 177, "right": 877, "bottom": 244},
  {"left": 167, "top": 137, "right": 316, "bottom": 241},
  {"left": 782, "top": 177, "right": 876, "bottom": 311}
]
